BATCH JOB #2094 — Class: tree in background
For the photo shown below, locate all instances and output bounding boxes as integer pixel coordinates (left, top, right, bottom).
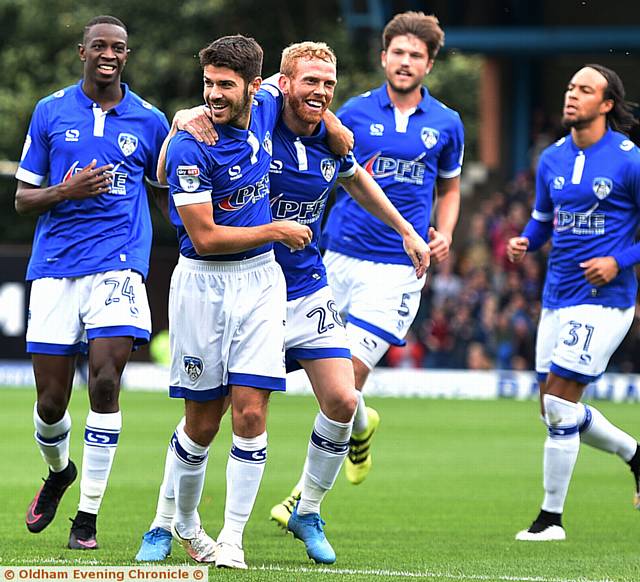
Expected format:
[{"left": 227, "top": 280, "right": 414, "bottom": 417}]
[{"left": 0, "top": 0, "right": 480, "bottom": 243}]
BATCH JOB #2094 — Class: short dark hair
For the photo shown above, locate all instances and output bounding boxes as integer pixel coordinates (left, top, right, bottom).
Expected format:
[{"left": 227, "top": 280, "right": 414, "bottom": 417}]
[
  {"left": 83, "top": 15, "right": 127, "bottom": 43},
  {"left": 382, "top": 11, "right": 444, "bottom": 61},
  {"left": 199, "top": 35, "right": 263, "bottom": 85},
  {"left": 583, "top": 63, "right": 638, "bottom": 135}
]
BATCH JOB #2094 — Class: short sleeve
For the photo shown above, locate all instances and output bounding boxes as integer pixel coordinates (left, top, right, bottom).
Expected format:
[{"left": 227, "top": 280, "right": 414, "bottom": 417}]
[
  {"left": 438, "top": 116, "right": 464, "bottom": 179},
  {"left": 337, "top": 151, "right": 357, "bottom": 178},
  {"left": 15, "top": 101, "right": 50, "bottom": 186},
  {"left": 166, "top": 133, "right": 214, "bottom": 207},
  {"left": 532, "top": 154, "right": 554, "bottom": 221}
]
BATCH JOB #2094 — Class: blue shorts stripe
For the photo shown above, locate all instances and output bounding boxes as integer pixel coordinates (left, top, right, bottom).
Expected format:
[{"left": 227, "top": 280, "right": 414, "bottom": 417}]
[
  {"left": 171, "top": 432, "right": 208, "bottom": 466},
  {"left": 229, "top": 445, "right": 267, "bottom": 464},
  {"left": 170, "top": 385, "right": 230, "bottom": 401},
  {"left": 285, "top": 347, "right": 351, "bottom": 373},
  {"left": 536, "top": 371, "right": 548, "bottom": 383},
  {"left": 287, "top": 347, "right": 351, "bottom": 361},
  {"left": 87, "top": 325, "right": 150, "bottom": 347},
  {"left": 35, "top": 431, "right": 69, "bottom": 446},
  {"left": 227, "top": 372, "right": 286, "bottom": 392},
  {"left": 310, "top": 430, "right": 349, "bottom": 455},
  {"left": 27, "top": 341, "right": 88, "bottom": 355},
  {"left": 346, "top": 315, "right": 406, "bottom": 347},
  {"left": 550, "top": 363, "right": 600, "bottom": 385}
]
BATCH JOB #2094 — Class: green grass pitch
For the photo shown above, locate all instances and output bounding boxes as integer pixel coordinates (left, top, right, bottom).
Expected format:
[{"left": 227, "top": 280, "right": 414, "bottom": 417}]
[{"left": 1, "top": 387, "right": 639, "bottom": 581}]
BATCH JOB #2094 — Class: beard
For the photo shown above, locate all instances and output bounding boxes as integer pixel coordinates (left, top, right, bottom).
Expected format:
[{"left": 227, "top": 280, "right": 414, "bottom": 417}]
[
  {"left": 211, "top": 89, "right": 252, "bottom": 128},
  {"left": 288, "top": 92, "right": 324, "bottom": 124},
  {"left": 387, "top": 73, "right": 422, "bottom": 95},
  {"left": 561, "top": 110, "right": 598, "bottom": 130},
  {"left": 227, "top": 90, "right": 252, "bottom": 127}
]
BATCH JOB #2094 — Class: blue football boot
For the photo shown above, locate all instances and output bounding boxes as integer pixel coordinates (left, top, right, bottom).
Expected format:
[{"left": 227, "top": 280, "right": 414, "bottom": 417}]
[
  {"left": 287, "top": 505, "right": 336, "bottom": 564},
  {"left": 135, "top": 527, "right": 172, "bottom": 561}
]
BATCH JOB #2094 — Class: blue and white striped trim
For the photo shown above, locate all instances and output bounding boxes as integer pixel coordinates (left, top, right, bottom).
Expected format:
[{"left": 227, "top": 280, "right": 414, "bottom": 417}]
[
  {"left": 438, "top": 166, "right": 462, "bottom": 179},
  {"left": 547, "top": 424, "right": 579, "bottom": 438},
  {"left": 338, "top": 164, "right": 358, "bottom": 179},
  {"left": 173, "top": 190, "right": 212, "bottom": 207},
  {"left": 550, "top": 363, "right": 600, "bottom": 385},
  {"left": 27, "top": 341, "right": 88, "bottom": 355},
  {"left": 347, "top": 315, "right": 406, "bottom": 346},
  {"left": 536, "top": 371, "right": 548, "bottom": 382},
  {"left": 35, "top": 431, "right": 69, "bottom": 446},
  {"left": 84, "top": 425, "right": 120, "bottom": 447},
  {"left": 171, "top": 432, "right": 208, "bottom": 466},
  {"left": 15, "top": 166, "right": 45, "bottom": 186},
  {"left": 310, "top": 430, "right": 349, "bottom": 455},
  {"left": 229, "top": 445, "right": 267, "bottom": 464},
  {"left": 531, "top": 209, "right": 554, "bottom": 222},
  {"left": 579, "top": 405, "right": 593, "bottom": 433}
]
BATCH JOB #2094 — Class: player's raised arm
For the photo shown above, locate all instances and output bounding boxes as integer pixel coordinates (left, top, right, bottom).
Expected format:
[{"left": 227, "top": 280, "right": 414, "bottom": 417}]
[{"left": 339, "top": 164, "right": 430, "bottom": 278}]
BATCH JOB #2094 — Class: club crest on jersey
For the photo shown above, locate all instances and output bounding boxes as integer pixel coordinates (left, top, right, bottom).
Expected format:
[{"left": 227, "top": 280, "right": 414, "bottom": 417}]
[
  {"left": 183, "top": 356, "right": 204, "bottom": 381},
  {"left": 320, "top": 158, "right": 336, "bottom": 182},
  {"left": 421, "top": 127, "right": 439, "bottom": 150},
  {"left": 118, "top": 133, "right": 138, "bottom": 156},
  {"left": 553, "top": 176, "right": 565, "bottom": 190},
  {"left": 177, "top": 165, "right": 201, "bottom": 192},
  {"left": 592, "top": 177, "right": 612, "bottom": 200},
  {"left": 262, "top": 131, "right": 272, "bottom": 156}
]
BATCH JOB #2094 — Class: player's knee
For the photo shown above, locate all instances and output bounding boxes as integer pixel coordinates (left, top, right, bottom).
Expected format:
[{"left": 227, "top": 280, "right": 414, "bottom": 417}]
[
  {"left": 232, "top": 405, "right": 266, "bottom": 435},
  {"left": 543, "top": 393, "right": 576, "bottom": 428},
  {"left": 89, "top": 371, "right": 121, "bottom": 412},
  {"left": 323, "top": 388, "right": 358, "bottom": 422},
  {"left": 36, "top": 395, "right": 67, "bottom": 424},
  {"left": 186, "top": 418, "right": 220, "bottom": 446}
]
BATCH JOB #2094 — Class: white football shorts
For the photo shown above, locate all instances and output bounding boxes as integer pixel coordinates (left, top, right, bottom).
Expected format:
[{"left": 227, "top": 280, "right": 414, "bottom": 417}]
[
  {"left": 536, "top": 304, "right": 634, "bottom": 384},
  {"left": 285, "top": 285, "right": 351, "bottom": 372},
  {"left": 324, "top": 250, "right": 425, "bottom": 370},
  {"left": 26, "top": 269, "right": 151, "bottom": 355},
  {"left": 169, "top": 252, "right": 286, "bottom": 401}
]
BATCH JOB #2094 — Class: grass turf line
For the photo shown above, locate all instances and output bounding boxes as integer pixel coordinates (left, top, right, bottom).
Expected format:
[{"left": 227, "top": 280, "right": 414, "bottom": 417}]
[{"left": 1, "top": 387, "right": 639, "bottom": 581}]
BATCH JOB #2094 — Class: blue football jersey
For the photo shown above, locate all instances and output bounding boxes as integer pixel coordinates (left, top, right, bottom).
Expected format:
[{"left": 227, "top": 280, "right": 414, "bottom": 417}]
[
  {"left": 16, "top": 81, "right": 170, "bottom": 280},
  {"left": 269, "top": 118, "right": 356, "bottom": 300},
  {"left": 531, "top": 129, "right": 640, "bottom": 309},
  {"left": 322, "top": 84, "right": 464, "bottom": 265},
  {"left": 166, "top": 88, "right": 282, "bottom": 261}
]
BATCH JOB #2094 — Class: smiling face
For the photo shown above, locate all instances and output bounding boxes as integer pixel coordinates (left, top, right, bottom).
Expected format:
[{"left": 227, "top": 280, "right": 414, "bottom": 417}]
[
  {"left": 79, "top": 23, "right": 128, "bottom": 88},
  {"left": 562, "top": 67, "right": 613, "bottom": 130},
  {"left": 202, "top": 65, "right": 259, "bottom": 129},
  {"left": 381, "top": 34, "right": 432, "bottom": 95},
  {"left": 281, "top": 57, "right": 336, "bottom": 125}
]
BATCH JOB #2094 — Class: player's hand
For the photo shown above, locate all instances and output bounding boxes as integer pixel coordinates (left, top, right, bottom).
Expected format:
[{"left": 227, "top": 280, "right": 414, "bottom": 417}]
[
  {"left": 402, "top": 230, "right": 430, "bottom": 278},
  {"left": 276, "top": 221, "right": 313, "bottom": 251},
  {"left": 59, "top": 159, "right": 114, "bottom": 200},
  {"left": 427, "top": 227, "right": 451, "bottom": 264},
  {"left": 580, "top": 256, "right": 620, "bottom": 286},
  {"left": 174, "top": 106, "right": 218, "bottom": 145},
  {"left": 507, "top": 236, "right": 530, "bottom": 263}
]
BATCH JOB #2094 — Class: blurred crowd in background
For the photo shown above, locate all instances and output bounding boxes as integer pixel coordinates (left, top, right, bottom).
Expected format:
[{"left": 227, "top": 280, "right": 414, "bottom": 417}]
[{"left": 381, "top": 172, "right": 640, "bottom": 373}]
